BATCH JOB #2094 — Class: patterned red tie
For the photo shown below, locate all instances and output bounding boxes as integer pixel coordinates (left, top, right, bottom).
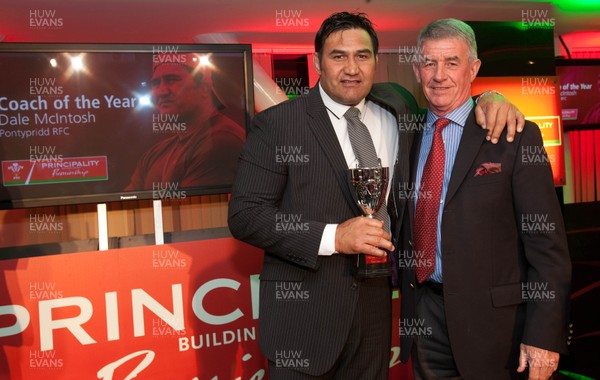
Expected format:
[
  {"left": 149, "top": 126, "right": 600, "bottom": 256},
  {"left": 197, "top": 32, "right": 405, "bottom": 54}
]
[{"left": 414, "top": 117, "right": 450, "bottom": 283}]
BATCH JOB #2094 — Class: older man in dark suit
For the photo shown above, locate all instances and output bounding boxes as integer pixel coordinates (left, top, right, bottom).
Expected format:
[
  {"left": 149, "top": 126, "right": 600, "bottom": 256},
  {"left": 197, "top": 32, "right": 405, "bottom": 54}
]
[
  {"left": 229, "top": 12, "right": 522, "bottom": 379},
  {"left": 397, "top": 18, "right": 571, "bottom": 380}
]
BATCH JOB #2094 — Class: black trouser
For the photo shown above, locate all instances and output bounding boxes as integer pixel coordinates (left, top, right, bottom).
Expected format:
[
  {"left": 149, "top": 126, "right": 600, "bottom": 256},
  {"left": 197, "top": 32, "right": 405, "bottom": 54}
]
[
  {"left": 268, "top": 277, "right": 391, "bottom": 380},
  {"left": 412, "top": 281, "right": 462, "bottom": 380}
]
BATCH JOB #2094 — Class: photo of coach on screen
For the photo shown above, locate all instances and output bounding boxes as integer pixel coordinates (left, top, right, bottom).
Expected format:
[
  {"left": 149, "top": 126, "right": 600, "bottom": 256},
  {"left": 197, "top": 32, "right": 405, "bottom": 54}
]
[{"left": 125, "top": 53, "right": 245, "bottom": 191}]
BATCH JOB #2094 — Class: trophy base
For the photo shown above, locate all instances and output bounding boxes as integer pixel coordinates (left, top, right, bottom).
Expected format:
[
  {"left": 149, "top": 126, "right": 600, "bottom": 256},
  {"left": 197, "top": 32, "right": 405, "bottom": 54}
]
[{"left": 355, "top": 254, "right": 392, "bottom": 278}]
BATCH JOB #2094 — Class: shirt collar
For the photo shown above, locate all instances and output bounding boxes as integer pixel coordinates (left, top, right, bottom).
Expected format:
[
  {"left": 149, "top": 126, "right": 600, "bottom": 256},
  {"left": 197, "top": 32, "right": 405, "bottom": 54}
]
[
  {"left": 425, "top": 97, "right": 474, "bottom": 134},
  {"left": 319, "top": 82, "right": 367, "bottom": 121}
]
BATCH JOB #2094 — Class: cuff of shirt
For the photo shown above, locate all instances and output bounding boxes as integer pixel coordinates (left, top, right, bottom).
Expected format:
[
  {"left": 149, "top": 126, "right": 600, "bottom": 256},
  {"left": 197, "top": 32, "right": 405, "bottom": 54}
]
[{"left": 318, "top": 224, "right": 338, "bottom": 256}]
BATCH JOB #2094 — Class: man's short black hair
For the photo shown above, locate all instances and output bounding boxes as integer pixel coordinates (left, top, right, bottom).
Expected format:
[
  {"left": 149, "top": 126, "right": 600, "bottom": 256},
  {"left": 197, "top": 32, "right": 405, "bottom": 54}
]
[{"left": 314, "top": 11, "right": 379, "bottom": 57}]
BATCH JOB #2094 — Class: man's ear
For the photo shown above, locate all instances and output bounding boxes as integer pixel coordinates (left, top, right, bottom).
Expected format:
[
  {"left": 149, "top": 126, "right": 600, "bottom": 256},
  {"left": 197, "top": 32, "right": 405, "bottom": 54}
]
[
  {"left": 470, "top": 59, "right": 482, "bottom": 82},
  {"left": 313, "top": 53, "right": 321, "bottom": 75}
]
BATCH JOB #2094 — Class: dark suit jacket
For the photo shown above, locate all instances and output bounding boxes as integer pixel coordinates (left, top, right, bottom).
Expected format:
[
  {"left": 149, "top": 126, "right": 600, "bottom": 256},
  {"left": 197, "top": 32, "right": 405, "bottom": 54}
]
[
  {"left": 228, "top": 83, "right": 416, "bottom": 375},
  {"left": 398, "top": 111, "right": 571, "bottom": 379}
]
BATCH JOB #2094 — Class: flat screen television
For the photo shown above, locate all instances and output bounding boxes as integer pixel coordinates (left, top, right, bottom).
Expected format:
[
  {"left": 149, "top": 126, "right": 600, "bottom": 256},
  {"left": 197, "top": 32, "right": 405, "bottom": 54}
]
[
  {"left": 556, "top": 59, "right": 600, "bottom": 129},
  {"left": 0, "top": 43, "right": 254, "bottom": 208}
]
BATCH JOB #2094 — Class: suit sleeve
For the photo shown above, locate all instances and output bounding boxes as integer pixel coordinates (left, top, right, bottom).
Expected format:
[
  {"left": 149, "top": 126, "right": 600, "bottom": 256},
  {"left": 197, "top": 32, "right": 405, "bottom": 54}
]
[
  {"left": 512, "top": 121, "right": 571, "bottom": 354},
  {"left": 227, "top": 108, "right": 325, "bottom": 270}
]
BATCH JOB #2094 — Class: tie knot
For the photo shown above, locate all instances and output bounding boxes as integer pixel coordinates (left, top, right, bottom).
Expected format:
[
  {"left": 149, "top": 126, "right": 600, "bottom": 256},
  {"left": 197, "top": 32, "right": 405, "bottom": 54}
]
[
  {"left": 344, "top": 107, "right": 361, "bottom": 121},
  {"left": 435, "top": 117, "right": 450, "bottom": 131}
]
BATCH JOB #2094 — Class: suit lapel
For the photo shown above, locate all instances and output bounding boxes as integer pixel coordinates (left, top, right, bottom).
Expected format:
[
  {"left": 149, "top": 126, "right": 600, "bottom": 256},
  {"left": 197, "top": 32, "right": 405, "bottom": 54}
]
[
  {"left": 445, "top": 112, "right": 487, "bottom": 205},
  {"left": 305, "top": 87, "right": 360, "bottom": 213},
  {"left": 368, "top": 84, "right": 415, "bottom": 220}
]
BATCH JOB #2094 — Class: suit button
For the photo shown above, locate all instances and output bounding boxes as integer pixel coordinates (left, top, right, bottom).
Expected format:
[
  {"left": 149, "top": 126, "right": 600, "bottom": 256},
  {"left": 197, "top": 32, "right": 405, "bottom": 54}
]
[
  {"left": 409, "top": 240, "right": 414, "bottom": 247},
  {"left": 410, "top": 283, "right": 415, "bottom": 289},
  {"left": 351, "top": 281, "right": 358, "bottom": 290}
]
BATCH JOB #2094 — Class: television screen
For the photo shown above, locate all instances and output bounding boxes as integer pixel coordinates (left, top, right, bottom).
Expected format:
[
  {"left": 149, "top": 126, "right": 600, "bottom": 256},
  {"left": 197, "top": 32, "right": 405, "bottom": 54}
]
[
  {"left": 0, "top": 43, "right": 254, "bottom": 208},
  {"left": 556, "top": 59, "right": 600, "bottom": 128}
]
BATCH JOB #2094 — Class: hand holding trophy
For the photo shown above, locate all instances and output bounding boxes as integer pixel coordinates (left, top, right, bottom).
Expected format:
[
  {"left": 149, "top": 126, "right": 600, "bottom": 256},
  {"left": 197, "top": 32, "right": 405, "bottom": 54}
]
[{"left": 349, "top": 165, "right": 392, "bottom": 278}]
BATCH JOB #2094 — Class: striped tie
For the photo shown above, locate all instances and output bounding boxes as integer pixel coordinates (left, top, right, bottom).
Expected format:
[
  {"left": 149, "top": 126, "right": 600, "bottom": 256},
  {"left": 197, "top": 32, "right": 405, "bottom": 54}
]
[{"left": 344, "top": 106, "right": 390, "bottom": 233}]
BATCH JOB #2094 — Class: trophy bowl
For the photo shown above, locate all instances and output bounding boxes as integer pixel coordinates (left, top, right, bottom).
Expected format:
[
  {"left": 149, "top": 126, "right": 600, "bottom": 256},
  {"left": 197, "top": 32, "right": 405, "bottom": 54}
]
[
  {"left": 349, "top": 166, "right": 389, "bottom": 217},
  {"left": 348, "top": 166, "right": 391, "bottom": 278}
]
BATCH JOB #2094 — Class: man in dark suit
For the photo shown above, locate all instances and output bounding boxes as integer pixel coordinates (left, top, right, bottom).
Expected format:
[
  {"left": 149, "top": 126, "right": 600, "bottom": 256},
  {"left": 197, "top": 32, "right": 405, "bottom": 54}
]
[
  {"left": 228, "top": 12, "right": 522, "bottom": 379},
  {"left": 397, "top": 18, "right": 571, "bottom": 380}
]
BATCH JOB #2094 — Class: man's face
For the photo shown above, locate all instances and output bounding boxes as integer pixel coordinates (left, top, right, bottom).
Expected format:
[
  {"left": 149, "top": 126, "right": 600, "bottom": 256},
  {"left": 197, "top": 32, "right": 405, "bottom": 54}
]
[
  {"left": 151, "top": 64, "right": 203, "bottom": 116},
  {"left": 313, "top": 28, "right": 377, "bottom": 106},
  {"left": 413, "top": 37, "right": 481, "bottom": 116}
]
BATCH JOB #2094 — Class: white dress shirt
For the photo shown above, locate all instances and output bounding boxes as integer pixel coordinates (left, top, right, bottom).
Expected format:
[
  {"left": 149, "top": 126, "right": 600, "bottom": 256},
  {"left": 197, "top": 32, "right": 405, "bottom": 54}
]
[{"left": 317, "top": 83, "right": 398, "bottom": 255}]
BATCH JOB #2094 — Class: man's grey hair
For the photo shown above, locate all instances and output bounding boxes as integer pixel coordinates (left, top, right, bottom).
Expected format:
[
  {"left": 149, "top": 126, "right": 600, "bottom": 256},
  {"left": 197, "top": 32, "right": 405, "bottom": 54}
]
[{"left": 417, "top": 18, "right": 478, "bottom": 62}]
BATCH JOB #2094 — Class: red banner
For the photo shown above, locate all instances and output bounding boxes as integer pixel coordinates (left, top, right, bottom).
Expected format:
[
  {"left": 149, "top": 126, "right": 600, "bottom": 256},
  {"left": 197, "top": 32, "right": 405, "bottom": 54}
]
[
  {"left": 0, "top": 238, "right": 411, "bottom": 379},
  {"left": 0, "top": 239, "right": 266, "bottom": 379}
]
